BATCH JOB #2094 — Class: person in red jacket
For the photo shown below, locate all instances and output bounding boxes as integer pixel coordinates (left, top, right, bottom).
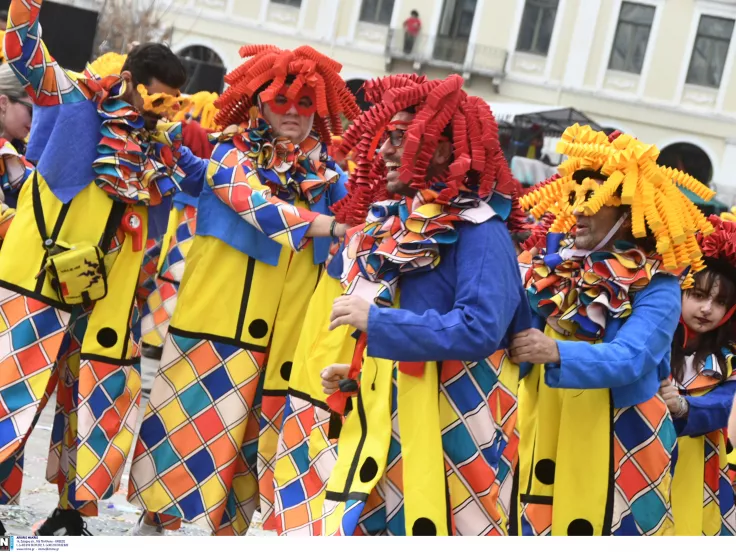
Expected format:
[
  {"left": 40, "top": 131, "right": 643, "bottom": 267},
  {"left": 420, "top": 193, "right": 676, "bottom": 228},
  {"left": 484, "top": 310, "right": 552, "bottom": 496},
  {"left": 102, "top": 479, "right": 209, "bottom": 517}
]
[{"left": 403, "top": 10, "right": 421, "bottom": 54}]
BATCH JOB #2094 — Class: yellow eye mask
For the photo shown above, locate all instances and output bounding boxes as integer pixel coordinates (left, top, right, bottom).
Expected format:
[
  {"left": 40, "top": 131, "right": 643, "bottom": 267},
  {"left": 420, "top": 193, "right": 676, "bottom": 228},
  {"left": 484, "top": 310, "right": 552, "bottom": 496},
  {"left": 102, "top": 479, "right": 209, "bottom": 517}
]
[{"left": 136, "top": 84, "right": 190, "bottom": 118}]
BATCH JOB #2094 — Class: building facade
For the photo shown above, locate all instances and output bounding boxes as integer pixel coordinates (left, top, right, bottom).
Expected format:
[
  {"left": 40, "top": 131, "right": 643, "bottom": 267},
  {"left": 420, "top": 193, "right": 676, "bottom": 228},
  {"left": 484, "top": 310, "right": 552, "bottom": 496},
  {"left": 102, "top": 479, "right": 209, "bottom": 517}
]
[{"left": 154, "top": 0, "right": 736, "bottom": 203}]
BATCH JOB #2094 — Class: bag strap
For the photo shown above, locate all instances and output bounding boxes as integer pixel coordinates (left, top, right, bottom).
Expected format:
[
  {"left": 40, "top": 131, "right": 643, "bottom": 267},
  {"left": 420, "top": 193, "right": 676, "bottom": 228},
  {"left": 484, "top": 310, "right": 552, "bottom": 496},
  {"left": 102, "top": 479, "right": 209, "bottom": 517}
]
[{"left": 32, "top": 171, "right": 52, "bottom": 249}]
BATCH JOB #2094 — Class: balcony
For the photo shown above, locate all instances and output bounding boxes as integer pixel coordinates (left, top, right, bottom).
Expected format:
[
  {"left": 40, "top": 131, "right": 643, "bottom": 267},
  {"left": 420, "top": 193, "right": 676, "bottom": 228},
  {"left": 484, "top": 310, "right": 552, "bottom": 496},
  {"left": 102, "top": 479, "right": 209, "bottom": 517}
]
[{"left": 384, "top": 29, "right": 507, "bottom": 83}]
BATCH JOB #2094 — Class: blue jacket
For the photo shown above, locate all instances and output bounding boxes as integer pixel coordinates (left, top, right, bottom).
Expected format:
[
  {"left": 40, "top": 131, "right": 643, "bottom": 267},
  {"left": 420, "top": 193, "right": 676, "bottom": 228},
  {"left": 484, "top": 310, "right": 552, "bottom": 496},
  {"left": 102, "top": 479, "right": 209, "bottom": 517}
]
[
  {"left": 531, "top": 273, "right": 682, "bottom": 409},
  {"left": 366, "top": 217, "right": 532, "bottom": 362}
]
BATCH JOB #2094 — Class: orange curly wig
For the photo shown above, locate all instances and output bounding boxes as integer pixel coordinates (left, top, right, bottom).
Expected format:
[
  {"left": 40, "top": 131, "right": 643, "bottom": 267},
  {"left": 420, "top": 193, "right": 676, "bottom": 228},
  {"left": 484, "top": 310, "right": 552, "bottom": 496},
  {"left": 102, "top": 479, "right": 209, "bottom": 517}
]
[
  {"left": 332, "top": 73, "right": 520, "bottom": 225},
  {"left": 215, "top": 44, "right": 360, "bottom": 142}
]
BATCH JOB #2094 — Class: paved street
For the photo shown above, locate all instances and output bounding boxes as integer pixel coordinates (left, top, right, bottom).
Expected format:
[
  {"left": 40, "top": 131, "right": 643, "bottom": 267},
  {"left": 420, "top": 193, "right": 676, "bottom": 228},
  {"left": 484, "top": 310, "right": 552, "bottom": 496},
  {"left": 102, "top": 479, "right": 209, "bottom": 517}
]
[{"left": 1, "top": 358, "right": 274, "bottom": 537}]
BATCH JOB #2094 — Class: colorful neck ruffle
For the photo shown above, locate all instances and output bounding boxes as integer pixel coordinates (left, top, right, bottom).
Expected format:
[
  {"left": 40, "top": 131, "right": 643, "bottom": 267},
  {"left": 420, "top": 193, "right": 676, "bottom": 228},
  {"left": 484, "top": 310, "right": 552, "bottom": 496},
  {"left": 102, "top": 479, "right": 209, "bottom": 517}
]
[
  {"left": 222, "top": 106, "right": 339, "bottom": 205},
  {"left": 676, "top": 344, "right": 736, "bottom": 393},
  {"left": 87, "top": 76, "right": 185, "bottom": 206},
  {"left": 341, "top": 189, "right": 496, "bottom": 306},
  {"left": 526, "top": 232, "right": 679, "bottom": 340},
  {"left": 0, "top": 138, "right": 31, "bottom": 201}
]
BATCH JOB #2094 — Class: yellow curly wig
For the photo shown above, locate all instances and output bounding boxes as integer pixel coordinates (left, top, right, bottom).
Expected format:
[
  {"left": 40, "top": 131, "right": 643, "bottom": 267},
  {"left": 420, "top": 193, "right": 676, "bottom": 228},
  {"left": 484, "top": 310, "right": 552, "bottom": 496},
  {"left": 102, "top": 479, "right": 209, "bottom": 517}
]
[{"left": 520, "top": 124, "right": 715, "bottom": 274}]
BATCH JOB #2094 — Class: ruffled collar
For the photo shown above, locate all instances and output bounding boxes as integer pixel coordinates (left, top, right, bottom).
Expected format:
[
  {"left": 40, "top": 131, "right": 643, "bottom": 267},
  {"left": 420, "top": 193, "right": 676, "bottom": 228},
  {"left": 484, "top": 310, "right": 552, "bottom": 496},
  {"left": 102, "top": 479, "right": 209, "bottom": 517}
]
[
  {"left": 676, "top": 344, "right": 736, "bottom": 393},
  {"left": 341, "top": 189, "right": 496, "bottom": 306},
  {"left": 221, "top": 107, "right": 339, "bottom": 205},
  {"left": 0, "top": 138, "right": 30, "bottom": 201},
  {"left": 86, "top": 76, "right": 185, "bottom": 205},
  {"left": 525, "top": 232, "right": 676, "bottom": 340}
]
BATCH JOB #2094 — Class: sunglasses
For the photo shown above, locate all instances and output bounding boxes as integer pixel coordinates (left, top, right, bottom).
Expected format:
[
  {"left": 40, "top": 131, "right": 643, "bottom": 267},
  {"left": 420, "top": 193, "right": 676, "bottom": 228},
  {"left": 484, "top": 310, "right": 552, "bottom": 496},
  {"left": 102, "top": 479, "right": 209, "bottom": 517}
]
[{"left": 7, "top": 96, "right": 33, "bottom": 117}]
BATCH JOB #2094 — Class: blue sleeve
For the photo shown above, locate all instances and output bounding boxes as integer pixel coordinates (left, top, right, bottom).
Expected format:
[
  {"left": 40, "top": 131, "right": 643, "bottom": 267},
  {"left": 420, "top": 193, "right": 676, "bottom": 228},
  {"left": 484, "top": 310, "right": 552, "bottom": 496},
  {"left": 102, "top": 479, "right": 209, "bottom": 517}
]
[
  {"left": 177, "top": 146, "right": 208, "bottom": 198},
  {"left": 330, "top": 164, "right": 349, "bottom": 204},
  {"left": 366, "top": 219, "right": 532, "bottom": 362},
  {"left": 547, "top": 274, "right": 681, "bottom": 389},
  {"left": 675, "top": 380, "right": 736, "bottom": 437}
]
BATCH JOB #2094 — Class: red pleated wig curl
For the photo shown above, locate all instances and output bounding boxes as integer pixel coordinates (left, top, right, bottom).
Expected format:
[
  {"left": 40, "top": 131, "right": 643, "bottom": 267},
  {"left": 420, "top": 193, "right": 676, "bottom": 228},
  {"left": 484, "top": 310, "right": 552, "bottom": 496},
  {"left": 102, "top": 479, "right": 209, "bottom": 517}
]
[
  {"left": 215, "top": 44, "right": 360, "bottom": 142},
  {"left": 331, "top": 73, "right": 521, "bottom": 226}
]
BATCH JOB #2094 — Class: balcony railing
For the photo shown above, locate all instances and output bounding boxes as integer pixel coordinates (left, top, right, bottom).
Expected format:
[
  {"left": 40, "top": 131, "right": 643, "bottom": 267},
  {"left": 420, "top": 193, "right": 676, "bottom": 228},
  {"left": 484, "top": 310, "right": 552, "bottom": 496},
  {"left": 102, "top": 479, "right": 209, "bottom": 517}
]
[{"left": 385, "top": 29, "right": 507, "bottom": 79}]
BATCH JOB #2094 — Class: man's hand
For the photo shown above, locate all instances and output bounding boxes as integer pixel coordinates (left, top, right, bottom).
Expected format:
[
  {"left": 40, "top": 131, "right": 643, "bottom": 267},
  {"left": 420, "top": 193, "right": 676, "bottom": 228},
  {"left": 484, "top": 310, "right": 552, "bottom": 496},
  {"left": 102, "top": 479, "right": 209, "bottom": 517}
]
[
  {"left": 329, "top": 295, "right": 371, "bottom": 332},
  {"left": 509, "top": 329, "right": 561, "bottom": 364},
  {"left": 659, "top": 379, "right": 687, "bottom": 417},
  {"left": 321, "top": 364, "right": 350, "bottom": 395}
]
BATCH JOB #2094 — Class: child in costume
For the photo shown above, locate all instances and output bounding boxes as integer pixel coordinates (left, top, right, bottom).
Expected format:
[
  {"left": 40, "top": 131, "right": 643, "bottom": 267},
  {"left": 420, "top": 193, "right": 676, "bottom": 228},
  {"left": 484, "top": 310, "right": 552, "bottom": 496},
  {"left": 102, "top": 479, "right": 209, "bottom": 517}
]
[
  {"left": 304, "top": 73, "right": 530, "bottom": 536},
  {"left": 510, "top": 125, "right": 715, "bottom": 535},
  {"left": 659, "top": 215, "right": 736, "bottom": 535},
  {"left": 127, "top": 44, "right": 359, "bottom": 536},
  {"left": 0, "top": 0, "right": 208, "bottom": 536}
]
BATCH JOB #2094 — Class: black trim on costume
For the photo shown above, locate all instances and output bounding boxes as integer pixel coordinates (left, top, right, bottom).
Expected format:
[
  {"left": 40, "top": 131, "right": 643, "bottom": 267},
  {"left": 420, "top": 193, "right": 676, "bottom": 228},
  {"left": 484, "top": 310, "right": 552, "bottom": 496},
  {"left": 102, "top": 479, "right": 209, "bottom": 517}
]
[
  {"left": 99, "top": 202, "right": 127, "bottom": 255},
  {"left": 285, "top": 387, "right": 330, "bottom": 412},
  {"left": 0, "top": 279, "right": 72, "bottom": 312},
  {"left": 438, "top": 361, "right": 453, "bottom": 535},
  {"left": 324, "top": 490, "right": 370, "bottom": 503},
  {"left": 519, "top": 494, "right": 553, "bottom": 505},
  {"left": 120, "top": 290, "right": 137, "bottom": 361},
  {"left": 601, "top": 390, "right": 615, "bottom": 536},
  {"left": 339, "top": 380, "right": 369, "bottom": 498},
  {"left": 261, "top": 389, "right": 288, "bottom": 397},
  {"left": 234, "top": 257, "right": 257, "bottom": 342},
  {"left": 508, "top": 463, "right": 520, "bottom": 536},
  {"left": 168, "top": 326, "right": 268, "bottom": 353},
  {"left": 80, "top": 353, "right": 142, "bottom": 366}
]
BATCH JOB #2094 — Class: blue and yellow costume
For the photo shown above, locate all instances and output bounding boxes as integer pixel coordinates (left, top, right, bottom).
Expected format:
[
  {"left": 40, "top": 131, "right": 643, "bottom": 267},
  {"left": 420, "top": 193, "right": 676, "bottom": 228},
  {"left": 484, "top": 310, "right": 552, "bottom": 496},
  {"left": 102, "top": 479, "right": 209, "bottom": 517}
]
[
  {"left": 0, "top": 0, "right": 206, "bottom": 515},
  {"left": 670, "top": 215, "right": 736, "bottom": 535},
  {"left": 516, "top": 125, "right": 716, "bottom": 535},
  {"left": 127, "top": 44, "right": 358, "bottom": 535}
]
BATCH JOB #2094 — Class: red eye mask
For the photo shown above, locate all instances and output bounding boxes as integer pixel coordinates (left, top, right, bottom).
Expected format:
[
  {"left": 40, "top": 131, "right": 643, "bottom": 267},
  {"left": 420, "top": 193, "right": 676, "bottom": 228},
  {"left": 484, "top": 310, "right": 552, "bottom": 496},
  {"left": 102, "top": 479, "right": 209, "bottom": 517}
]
[{"left": 264, "top": 85, "right": 317, "bottom": 116}]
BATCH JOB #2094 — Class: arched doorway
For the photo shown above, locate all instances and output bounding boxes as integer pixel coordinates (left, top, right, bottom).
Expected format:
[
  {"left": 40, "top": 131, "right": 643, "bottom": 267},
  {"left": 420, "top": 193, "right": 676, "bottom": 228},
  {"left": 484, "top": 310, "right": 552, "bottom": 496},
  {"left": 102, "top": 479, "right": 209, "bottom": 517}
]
[
  {"left": 178, "top": 45, "right": 226, "bottom": 94},
  {"left": 658, "top": 142, "right": 714, "bottom": 185},
  {"left": 346, "top": 79, "right": 371, "bottom": 111}
]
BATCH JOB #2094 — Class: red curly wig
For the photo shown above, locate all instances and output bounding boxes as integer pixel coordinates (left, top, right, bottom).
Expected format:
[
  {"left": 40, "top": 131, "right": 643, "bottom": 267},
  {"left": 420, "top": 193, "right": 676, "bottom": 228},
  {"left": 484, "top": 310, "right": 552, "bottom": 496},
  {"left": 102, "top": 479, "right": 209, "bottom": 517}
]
[
  {"left": 215, "top": 44, "right": 360, "bottom": 142},
  {"left": 332, "top": 74, "right": 520, "bottom": 225}
]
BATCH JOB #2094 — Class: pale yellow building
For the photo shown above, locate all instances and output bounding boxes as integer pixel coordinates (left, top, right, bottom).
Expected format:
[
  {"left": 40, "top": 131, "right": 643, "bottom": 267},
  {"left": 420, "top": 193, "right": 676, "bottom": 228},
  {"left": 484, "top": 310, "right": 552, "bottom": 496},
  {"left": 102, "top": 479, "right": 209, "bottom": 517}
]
[{"left": 158, "top": 0, "right": 736, "bottom": 203}]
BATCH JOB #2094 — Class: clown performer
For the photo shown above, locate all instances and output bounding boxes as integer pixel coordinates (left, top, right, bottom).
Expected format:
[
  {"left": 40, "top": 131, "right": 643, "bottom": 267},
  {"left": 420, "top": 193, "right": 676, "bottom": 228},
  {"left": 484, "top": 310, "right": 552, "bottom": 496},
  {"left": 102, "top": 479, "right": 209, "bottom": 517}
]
[
  {"left": 658, "top": 215, "right": 736, "bottom": 535},
  {"left": 127, "top": 44, "right": 358, "bottom": 536},
  {"left": 509, "top": 125, "right": 716, "bottom": 536},
  {"left": 303, "top": 74, "right": 531, "bottom": 536},
  {"left": 0, "top": 0, "right": 209, "bottom": 536},
  {"left": 139, "top": 91, "right": 220, "bottom": 360}
]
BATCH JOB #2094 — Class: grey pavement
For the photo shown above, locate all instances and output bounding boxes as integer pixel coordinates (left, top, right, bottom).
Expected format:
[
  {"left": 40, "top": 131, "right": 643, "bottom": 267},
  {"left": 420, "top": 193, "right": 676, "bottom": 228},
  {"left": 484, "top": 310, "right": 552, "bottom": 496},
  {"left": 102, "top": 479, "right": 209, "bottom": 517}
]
[{"left": 1, "top": 357, "right": 274, "bottom": 537}]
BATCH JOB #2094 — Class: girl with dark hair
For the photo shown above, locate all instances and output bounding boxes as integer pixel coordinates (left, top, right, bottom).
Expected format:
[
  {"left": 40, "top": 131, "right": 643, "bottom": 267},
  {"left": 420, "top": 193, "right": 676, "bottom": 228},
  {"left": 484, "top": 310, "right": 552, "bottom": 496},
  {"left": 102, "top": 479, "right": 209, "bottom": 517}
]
[{"left": 660, "top": 215, "right": 736, "bottom": 535}]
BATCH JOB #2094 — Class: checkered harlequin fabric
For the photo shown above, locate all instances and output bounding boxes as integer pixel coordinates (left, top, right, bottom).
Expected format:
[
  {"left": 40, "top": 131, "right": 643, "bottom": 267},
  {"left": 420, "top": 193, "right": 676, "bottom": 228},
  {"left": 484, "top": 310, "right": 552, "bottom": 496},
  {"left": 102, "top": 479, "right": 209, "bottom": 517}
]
[
  {"left": 322, "top": 358, "right": 511, "bottom": 536},
  {"left": 141, "top": 206, "right": 197, "bottom": 348},
  {"left": 208, "top": 143, "right": 318, "bottom": 253},
  {"left": 0, "top": 287, "right": 140, "bottom": 514},
  {"left": 273, "top": 395, "right": 337, "bottom": 535},
  {"left": 5, "top": 0, "right": 91, "bottom": 106},
  {"left": 159, "top": 205, "right": 196, "bottom": 284},
  {"left": 610, "top": 396, "right": 677, "bottom": 535},
  {"left": 128, "top": 331, "right": 266, "bottom": 534},
  {"left": 702, "top": 432, "right": 736, "bottom": 535},
  {"left": 0, "top": 287, "right": 70, "bottom": 462}
]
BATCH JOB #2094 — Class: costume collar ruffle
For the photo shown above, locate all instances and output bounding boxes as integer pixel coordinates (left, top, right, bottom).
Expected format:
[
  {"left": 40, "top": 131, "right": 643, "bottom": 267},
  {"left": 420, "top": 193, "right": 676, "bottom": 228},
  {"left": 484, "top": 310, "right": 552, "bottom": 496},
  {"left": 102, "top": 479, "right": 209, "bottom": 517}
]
[
  {"left": 0, "top": 138, "right": 31, "bottom": 201},
  {"left": 220, "top": 107, "right": 339, "bottom": 205},
  {"left": 85, "top": 76, "right": 185, "bottom": 206},
  {"left": 341, "top": 189, "right": 496, "bottom": 306},
  {"left": 676, "top": 344, "right": 736, "bottom": 393},
  {"left": 525, "top": 232, "right": 678, "bottom": 340}
]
